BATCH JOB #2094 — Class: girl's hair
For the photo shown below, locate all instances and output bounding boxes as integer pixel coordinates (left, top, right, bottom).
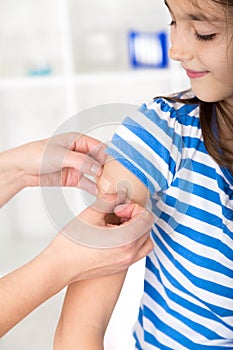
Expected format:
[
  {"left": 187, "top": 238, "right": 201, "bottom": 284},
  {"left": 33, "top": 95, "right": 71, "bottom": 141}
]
[
  {"left": 162, "top": 96, "right": 233, "bottom": 168},
  {"left": 202, "top": 0, "right": 233, "bottom": 169},
  {"left": 161, "top": 0, "right": 233, "bottom": 169}
]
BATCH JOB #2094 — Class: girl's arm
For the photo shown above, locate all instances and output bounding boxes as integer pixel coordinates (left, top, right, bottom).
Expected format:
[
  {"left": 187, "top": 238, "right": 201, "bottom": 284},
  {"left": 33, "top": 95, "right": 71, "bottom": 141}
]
[
  {"left": 54, "top": 157, "right": 150, "bottom": 350},
  {"left": 54, "top": 274, "right": 127, "bottom": 350}
]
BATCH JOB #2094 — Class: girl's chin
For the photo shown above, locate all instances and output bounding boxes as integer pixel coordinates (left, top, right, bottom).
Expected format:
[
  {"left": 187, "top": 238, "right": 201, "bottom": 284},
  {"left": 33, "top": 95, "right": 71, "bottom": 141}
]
[{"left": 192, "top": 90, "right": 220, "bottom": 103}]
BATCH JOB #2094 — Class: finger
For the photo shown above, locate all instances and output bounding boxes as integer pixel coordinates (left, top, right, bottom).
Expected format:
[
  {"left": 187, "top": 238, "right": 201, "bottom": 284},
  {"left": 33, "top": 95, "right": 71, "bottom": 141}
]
[
  {"left": 55, "top": 132, "right": 103, "bottom": 154},
  {"left": 87, "top": 142, "right": 107, "bottom": 166},
  {"left": 63, "top": 151, "right": 102, "bottom": 176},
  {"left": 77, "top": 192, "right": 124, "bottom": 223},
  {"left": 132, "top": 236, "right": 154, "bottom": 264},
  {"left": 115, "top": 233, "right": 153, "bottom": 270},
  {"left": 126, "top": 230, "right": 150, "bottom": 250},
  {"left": 114, "top": 202, "right": 145, "bottom": 219},
  {"left": 63, "top": 197, "right": 154, "bottom": 248},
  {"left": 70, "top": 133, "right": 107, "bottom": 165},
  {"left": 114, "top": 202, "right": 154, "bottom": 224},
  {"left": 90, "top": 189, "right": 127, "bottom": 214},
  {"left": 77, "top": 176, "right": 98, "bottom": 196}
]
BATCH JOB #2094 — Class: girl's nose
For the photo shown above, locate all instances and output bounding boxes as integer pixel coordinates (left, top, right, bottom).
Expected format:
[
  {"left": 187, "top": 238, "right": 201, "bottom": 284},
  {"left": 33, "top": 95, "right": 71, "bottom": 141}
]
[{"left": 169, "top": 31, "right": 194, "bottom": 62}]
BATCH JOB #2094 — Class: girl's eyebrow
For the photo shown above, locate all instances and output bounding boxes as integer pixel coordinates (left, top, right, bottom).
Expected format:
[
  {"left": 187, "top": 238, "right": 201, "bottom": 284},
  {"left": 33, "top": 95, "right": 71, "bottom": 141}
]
[
  {"left": 164, "top": 0, "right": 222, "bottom": 23},
  {"left": 164, "top": 0, "right": 173, "bottom": 14}
]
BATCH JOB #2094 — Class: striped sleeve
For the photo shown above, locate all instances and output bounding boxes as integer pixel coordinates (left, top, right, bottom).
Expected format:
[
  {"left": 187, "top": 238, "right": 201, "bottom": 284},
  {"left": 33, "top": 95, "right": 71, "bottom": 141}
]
[{"left": 106, "top": 99, "right": 195, "bottom": 197}]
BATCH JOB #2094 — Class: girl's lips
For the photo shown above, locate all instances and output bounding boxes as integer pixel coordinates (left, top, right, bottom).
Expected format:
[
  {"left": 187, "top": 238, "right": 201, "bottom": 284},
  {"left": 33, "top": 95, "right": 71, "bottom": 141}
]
[{"left": 185, "top": 69, "right": 209, "bottom": 79}]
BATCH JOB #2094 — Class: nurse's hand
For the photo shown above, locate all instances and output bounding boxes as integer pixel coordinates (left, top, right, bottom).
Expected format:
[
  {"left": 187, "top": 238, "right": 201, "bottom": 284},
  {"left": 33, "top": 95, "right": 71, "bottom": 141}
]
[
  {"left": 51, "top": 193, "right": 154, "bottom": 283},
  {"left": 38, "top": 132, "right": 106, "bottom": 195},
  {"left": 0, "top": 133, "right": 106, "bottom": 206}
]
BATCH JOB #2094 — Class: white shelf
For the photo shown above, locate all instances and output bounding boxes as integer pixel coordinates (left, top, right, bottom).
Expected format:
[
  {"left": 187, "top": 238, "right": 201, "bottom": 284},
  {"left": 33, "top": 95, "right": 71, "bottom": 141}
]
[
  {"left": 72, "top": 68, "right": 178, "bottom": 84},
  {"left": 0, "top": 68, "right": 180, "bottom": 89},
  {"left": 0, "top": 76, "right": 66, "bottom": 89}
]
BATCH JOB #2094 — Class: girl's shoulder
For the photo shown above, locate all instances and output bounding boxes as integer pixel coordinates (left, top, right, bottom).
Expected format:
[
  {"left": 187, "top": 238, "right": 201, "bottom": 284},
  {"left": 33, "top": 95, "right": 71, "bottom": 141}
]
[{"left": 143, "top": 89, "right": 200, "bottom": 124}]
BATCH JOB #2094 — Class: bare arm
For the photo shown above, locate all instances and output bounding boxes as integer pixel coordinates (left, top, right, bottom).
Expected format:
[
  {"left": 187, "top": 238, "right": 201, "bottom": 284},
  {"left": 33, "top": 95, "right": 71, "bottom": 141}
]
[
  {"left": 54, "top": 156, "right": 150, "bottom": 349},
  {"left": 0, "top": 190, "right": 153, "bottom": 337},
  {"left": 0, "top": 149, "right": 26, "bottom": 207}
]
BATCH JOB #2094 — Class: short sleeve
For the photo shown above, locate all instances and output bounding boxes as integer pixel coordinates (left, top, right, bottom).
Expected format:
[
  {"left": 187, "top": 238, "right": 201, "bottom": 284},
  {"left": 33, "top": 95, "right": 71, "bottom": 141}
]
[{"left": 106, "top": 97, "right": 197, "bottom": 198}]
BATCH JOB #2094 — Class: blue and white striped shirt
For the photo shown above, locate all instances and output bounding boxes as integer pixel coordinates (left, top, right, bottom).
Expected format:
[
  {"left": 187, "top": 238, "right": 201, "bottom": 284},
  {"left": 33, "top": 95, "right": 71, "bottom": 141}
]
[{"left": 106, "top": 92, "right": 233, "bottom": 349}]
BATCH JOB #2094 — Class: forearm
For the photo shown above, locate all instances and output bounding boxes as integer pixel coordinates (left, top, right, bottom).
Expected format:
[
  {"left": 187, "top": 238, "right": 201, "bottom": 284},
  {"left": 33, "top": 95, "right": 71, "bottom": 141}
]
[
  {"left": 0, "top": 240, "right": 72, "bottom": 337},
  {"left": 54, "top": 272, "right": 127, "bottom": 350},
  {"left": 0, "top": 149, "right": 26, "bottom": 207},
  {"left": 55, "top": 324, "right": 105, "bottom": 350}
]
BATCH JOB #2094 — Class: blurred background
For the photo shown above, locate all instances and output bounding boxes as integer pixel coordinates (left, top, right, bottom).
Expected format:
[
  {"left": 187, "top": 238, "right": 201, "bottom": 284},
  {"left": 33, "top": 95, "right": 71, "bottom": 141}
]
[{"left": 0, "top": 0, "right": 189, "bottom": 349}]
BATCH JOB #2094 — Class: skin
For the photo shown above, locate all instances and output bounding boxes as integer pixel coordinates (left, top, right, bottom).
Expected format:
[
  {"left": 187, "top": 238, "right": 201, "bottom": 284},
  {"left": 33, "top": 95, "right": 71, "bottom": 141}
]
[
  {"left": 167, "top": 0, "right": 233, "bottom": 106},
  {"left": 0, "top": 132, "right": 154, "bottom": 337},
  {"left": 0, "top": 197, "right": 153, "bottom": 338},
  {"left": 0, "top": 132, "right": 106, "bottom": 207},
  {"left": 54, "top": 1, "right": 233, "bottom": 349},
  {"left": 54, "top": 158, "right": 150, "bottom": 350}
]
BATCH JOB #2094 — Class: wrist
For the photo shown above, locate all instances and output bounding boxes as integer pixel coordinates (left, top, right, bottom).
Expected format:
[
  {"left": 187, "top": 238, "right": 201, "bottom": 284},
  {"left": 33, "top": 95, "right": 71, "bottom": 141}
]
[
  {"left": 46, "top": 233, "right": 82, "bottom": 286},
  {"left": 0, "top": 148, "right": 27, "bottom": 182},
  {"left": 0, "top": 150, "right": 26, "bottom": 206}
]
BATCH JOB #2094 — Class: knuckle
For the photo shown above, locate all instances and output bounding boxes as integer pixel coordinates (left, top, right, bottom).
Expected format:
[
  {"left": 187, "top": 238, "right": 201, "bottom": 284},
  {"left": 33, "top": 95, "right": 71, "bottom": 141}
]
[{"left": 122, "top": 251, "right": 135, "bottom": 266}]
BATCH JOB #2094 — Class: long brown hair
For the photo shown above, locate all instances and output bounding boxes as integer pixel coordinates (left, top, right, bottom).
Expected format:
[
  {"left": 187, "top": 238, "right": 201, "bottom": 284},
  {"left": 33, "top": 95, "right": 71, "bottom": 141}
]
[
  {"left": 201, "top": 0, "right": 233, "bottom": 168},
  {"left": 159, "top": 96, "right": 233, "bottom": 168}
]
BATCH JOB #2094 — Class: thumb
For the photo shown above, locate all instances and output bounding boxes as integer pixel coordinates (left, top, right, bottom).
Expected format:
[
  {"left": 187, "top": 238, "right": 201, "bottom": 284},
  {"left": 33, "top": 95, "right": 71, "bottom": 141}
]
[
  {"left": 115, "top": 202, "right": 155, "bottom": 225},
  {"left": 114, "top": 202, "right": 146, "bottom": 219},
  {"left": 77, "top": 190, "right": 127, "bottom": 223},
  {"left": 91, "top": 189, "right": 128, "bottom": 215}
]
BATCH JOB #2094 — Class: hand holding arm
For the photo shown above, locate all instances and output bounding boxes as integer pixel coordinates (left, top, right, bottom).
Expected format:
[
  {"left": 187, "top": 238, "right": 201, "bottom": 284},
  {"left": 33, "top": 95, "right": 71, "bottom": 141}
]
[{"left": 0, "top": 132, "right": 105, "bottom": 207}]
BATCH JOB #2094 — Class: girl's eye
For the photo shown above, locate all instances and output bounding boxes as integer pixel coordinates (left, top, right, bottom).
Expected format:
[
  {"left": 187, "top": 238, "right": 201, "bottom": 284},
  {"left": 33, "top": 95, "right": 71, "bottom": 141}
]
[
  {"left": 195, "top": 32, "right": 216, "bottom": 41},
  {"left": 169, "top": 20, "right": 176, "bottom": 26}
]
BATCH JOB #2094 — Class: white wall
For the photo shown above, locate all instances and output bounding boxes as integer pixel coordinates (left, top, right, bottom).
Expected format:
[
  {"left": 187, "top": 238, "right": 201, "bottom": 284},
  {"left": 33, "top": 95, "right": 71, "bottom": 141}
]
[{"left": 0, "top": 1, "right": 189, "bottom": 349}]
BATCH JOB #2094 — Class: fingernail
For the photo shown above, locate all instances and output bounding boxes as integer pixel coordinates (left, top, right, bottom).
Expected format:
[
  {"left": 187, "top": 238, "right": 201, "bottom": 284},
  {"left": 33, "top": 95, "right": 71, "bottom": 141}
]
[
  {"left": 114, "top": 203, "right": 127, "bottom": 212},
  {"left": 91, "top": 163, "right": 101, "bottom": 175}
]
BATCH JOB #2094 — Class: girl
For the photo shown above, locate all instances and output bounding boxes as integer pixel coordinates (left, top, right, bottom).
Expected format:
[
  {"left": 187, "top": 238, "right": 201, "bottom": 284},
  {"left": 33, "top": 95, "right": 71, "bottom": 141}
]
[{"left": 54, "top": 0, "right": 233, "bottom": 348}]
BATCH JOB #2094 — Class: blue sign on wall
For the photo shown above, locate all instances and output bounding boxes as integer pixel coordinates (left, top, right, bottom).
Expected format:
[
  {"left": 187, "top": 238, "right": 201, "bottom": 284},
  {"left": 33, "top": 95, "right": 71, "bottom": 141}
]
[{"left": 128, "top": 30, "right": 168, "bottom": 69}]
